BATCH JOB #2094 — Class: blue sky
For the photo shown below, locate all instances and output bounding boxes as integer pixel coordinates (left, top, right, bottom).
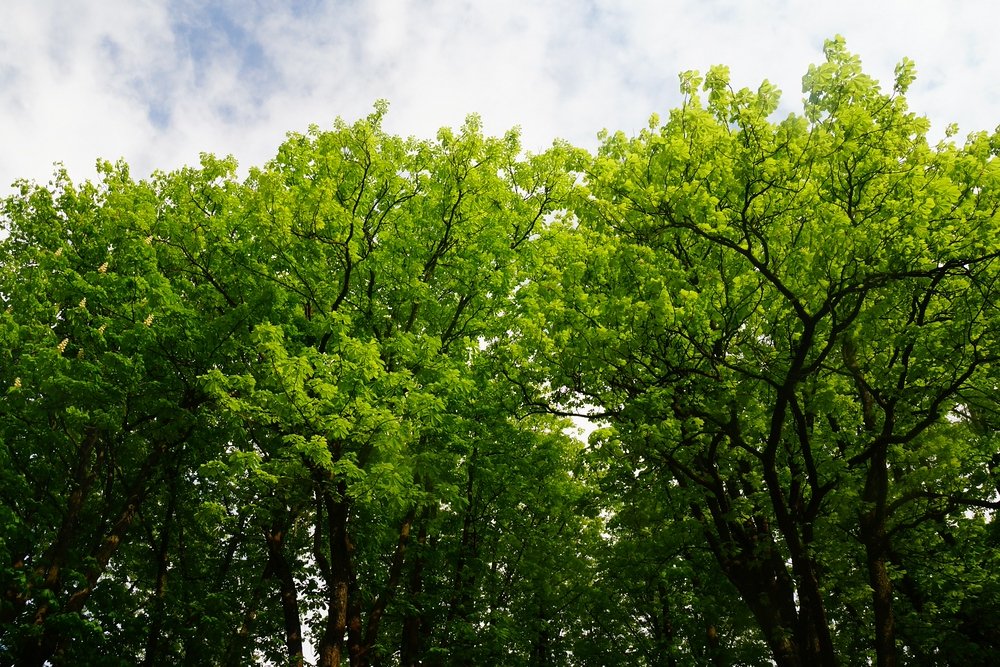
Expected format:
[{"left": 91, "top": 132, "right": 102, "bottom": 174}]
[{"left": 2, "top": 0, "right": 999, "bottom": 195}]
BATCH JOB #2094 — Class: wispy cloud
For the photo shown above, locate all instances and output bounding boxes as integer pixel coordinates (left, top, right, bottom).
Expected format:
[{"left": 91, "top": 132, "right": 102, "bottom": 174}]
[{"left": 1, "top": 0, "right": 997, "bottom": 194}]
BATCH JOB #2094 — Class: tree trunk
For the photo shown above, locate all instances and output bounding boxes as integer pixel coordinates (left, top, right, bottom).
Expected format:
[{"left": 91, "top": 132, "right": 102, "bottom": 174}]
[
  {"left": 349, "top": 508, "right": 417, "bottom": 667},
  {"left": 266, "top": 525, "right": 305, "bottom": 667},
  {"left": 143, "top": 474, "right": 180, "bottom": 667},
  {"left": 400, "top": 520, "right": 429, "bottom": 667},
  {"left": 445, "top": 451, "right": 479, "bottom": 665},
  {"left": 20, "top": 431, "right": 163, "bottom": 667},
  {"left": 223, "top": 558, "right": 270, "bottom": 667},
  {"left": 723, "top": 551, "right": 802, "bottom": 667},
  {"left": 11, "top": 428, "right": 102, "bottom": 667},
  {"left": 654, "top": 581, "right": 678, "bottom": 667},
  {"left": 317, "top": 483, "right": 353, "bottom": 667},
  {"left": 861, "top": 444, "right": 897, "bottom": 667},
  {"left": 846, "top": 337, "right": 897, "bottom": 666},
  {"left": 11, "top": 431, "right": 99, "bottom": 667}
]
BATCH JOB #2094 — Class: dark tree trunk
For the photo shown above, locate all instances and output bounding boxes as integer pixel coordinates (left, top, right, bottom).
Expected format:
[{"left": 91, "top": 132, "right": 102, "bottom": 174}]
[
  {"left": 18, "top": 432, "right": 173, "bottom": 667},
  {"left": 143, "top": 474, "right": 180, "bottom": 667},
  {"left": 400, "top": 520, "right": 429, "bottom": 667},
  {"left": 266, "top": 525, "right": 305, "bottom": 667},
  {"left": 861, "top": 444, "right": 897, "bottom": 667},
  {"left": 445, "top": 449, "right": 479, "bottom": 666},
  {"left": 702, "top": 505, "right": 834, "bottom": 667},
  {"left": 12, "top": 429, "right": 102, "bottom": 667},
  {"left": 223, "top": 560, "right": 270, "bottom": 667},
  {"left": 350, "top": 508, "right": 417, "bottom": 667},
  {"left": 722, "top": 545, "right": 802, "bottom": 667},
  {"left": 317, "top": 483, "right": 353, "bottom": 667},
  {"left": 654, "top": 581, "right": 678, "bottom": 667}
]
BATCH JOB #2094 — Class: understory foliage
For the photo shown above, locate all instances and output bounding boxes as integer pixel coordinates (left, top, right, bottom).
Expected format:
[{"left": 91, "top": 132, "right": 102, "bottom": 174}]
[{"left": 2, "top": 39, "right": 1000, "bottom": 666}]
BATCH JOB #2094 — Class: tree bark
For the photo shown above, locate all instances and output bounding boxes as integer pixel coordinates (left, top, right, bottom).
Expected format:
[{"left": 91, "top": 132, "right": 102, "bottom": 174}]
[
  {"left": 400, "top": 519, "right": 429, "bottom": 667},
  {"left": 445, "top": 449, "right": 479, "bottom": 665},
  {"left": 21, "top": 431, "right": 165, "bottom": 667},
  {"left": 861, "top": 443, "right": 897, "bottom": 667},
  {"left": 317, "top": 483, "right": 353, "bottom": 667},
  {"left": 266, "top": 525, "right": 305, "bottom": 667},
  {"left": 845, "top": 339, "right": 897, "bottom": 667},
  {"left": 722, "top": 547, "right": 802, "bottom": 667},
  {"left": 654, "top": 581, "right": 678, "bottom": 667},
  {"left": 691, "top": 487, "right": 834, "bottom": 667},
  {"left": 143, "top": 474, "right": 180, "bottom": 667},
  {"left": 349, "top": 508, "right": 417, "bottom": 667}
]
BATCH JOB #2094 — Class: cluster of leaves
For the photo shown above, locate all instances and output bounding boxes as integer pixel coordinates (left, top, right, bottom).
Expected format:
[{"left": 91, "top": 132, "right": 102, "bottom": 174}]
[{"left": 2, "top": 38, "right": 1000, "bottom": 667}]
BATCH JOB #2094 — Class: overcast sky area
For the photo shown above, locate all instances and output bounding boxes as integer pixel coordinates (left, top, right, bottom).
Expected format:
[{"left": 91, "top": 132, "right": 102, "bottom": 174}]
[{"left": 2, "top": 0, "right": 999, "bottom": 196}]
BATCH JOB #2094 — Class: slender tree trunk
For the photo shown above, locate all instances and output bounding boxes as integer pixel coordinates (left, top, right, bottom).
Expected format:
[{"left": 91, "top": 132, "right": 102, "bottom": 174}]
[
  {"left": 33, "top": 476, "right": 158, "bottom": 664},
  {"left": 862, "top": 444, "right": 897, "bottom": 667},
  {"left": 759, "top": 423, "right": 838, "bottom": 665},
  {"left": 350, "top": 508, "right": 417, "bottom": 667},
  {"left": 701, "top": 509, "right": 804, "bottom": 667},
  {"left": 529, "top": 624, "right": 551, "bottom": 667},
  {"left": 18, "top": 427, "right": 101, "bottom": 663},
  {"left": 706, "top": 623, "right": 724, "bottom": 667},
  {"left": 223, "top": 562, "right": 270, "bottom": 667},
  {"left": 401, "top": 520, "right": 428, "bottom": 667},
  {"left": 36, "top": 429, "right": 99, "bottom": 593},
  {"left": 445, "top": 451, "right": 479, "bottom": 666},
  {"left": 317, "top": 484, "right": 353, "bottom": 667},
  {"left": 15, "top": 448, "right": 96, "bottom": 665},
  {"left": 654, "top": 581, "right": 677, "bottom": 667},
  {"left": 845, "top": 339, "right": 897, "bottom": 667},
  {"left": 724, "top": 552, "right": 802, "bottom": 667},
  {"left": 793, "top": 556, "right": 835, "bottom": 663},
  {"left": 685, "top": 495, "right": 787, "bottom": 666},
  {"left": 143, "top": 474, "right": 180, "bottom": 667},
  {"left": 347, "top": 570, "right": 364, "bottom": 667},
  {"left": 266, "top": 525, "right": 305, "bottom": 667}
]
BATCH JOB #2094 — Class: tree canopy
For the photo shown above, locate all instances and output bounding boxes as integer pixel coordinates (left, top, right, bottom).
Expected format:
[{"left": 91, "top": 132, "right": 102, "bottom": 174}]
[{"left": 2, "top": 38, "right": 1000, "bottom": 666}]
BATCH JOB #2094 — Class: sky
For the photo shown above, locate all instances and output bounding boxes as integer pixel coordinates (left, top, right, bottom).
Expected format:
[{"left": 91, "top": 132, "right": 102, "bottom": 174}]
[{"left": 2, "top": 0, "right": 999, "bottom": 196}]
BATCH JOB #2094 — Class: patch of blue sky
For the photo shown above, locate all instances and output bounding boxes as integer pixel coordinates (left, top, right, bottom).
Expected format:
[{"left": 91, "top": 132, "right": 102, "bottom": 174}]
[
  {"left": 287, "top": 0, "right": 326, "bottom": 19},
  {"left": 170, "top": 1, "right": 282, "bottom": 103},
  {"left": 97, "top": 34, "right": 173, "bottom": 130},
  {"left": 182, "top": 6, "right": 254, "bottom": 67}
]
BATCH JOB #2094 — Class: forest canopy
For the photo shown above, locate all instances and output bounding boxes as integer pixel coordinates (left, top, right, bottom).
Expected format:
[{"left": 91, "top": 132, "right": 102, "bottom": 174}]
[{"left": 2, "top": 38, "right": 1000, "bottom": 667}]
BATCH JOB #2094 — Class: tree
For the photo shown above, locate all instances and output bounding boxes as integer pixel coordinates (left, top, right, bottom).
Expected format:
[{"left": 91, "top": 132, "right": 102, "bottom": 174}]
[
  {"left": 0, "top": 162, "right": 242, "bottom": 665},
  {"left": 513, "top": 37, "right": 1000, "bottom": 667},
  {"left": 176, "top": 107, "right": 579, "bottom": 666}
]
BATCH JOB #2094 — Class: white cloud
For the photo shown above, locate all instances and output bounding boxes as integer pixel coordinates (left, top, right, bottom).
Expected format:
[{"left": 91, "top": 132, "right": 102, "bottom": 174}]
[{"left": 1, "top": 0, "right": 998, "bottom": 195}]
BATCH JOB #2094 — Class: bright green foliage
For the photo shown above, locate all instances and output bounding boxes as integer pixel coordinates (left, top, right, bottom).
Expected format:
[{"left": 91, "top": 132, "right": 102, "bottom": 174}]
[
  {"left": 2, "top": 40, "right": 1000, "bottom": 667},
  {"left": 0, "top": 105, "right": 588, "bottom": 666},
  {"left": 513, "top": 36, "right": 1000, "bottom": 667},
  {"left": 189, "top": 108, "right": 578, "bottom": 666}
]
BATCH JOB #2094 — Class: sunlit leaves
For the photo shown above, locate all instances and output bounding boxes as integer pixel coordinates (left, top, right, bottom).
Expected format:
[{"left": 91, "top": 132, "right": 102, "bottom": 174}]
[
  {"left": 516, "top": 37, "right": 1000, "bottom": 666},
  {"left": 3, "top": 40, "right": 999, "bottom": 666}
]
